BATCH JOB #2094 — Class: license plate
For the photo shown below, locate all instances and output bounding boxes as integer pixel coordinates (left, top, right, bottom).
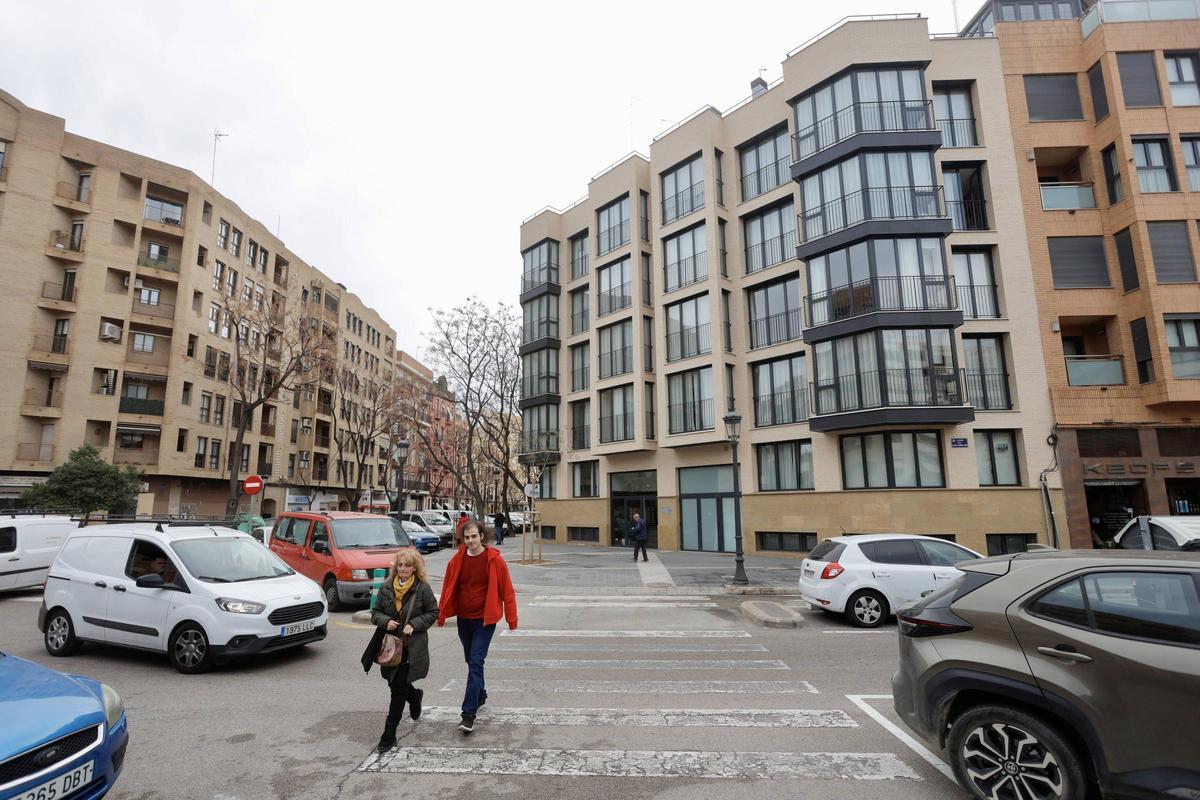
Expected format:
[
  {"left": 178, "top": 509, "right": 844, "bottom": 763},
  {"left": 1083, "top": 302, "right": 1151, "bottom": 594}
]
[
  {"left": 280, "top": 620, "right": 315, "bottom": 637},
  {"left": 803, "top": 569, "right": 815, "bottom": 578},
  {"left": 18, "top": 760, "right": 93, "bottom": 800}
]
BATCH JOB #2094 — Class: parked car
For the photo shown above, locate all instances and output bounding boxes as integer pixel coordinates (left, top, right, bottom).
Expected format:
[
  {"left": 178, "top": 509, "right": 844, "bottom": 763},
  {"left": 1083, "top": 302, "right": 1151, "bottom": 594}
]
[
  {"left": 39, "top": 523, "right": 326, "bottom": 674},
  {"left": 0, "top": 650, "right": 129, "bottom": 799},
  {"left": 398, "top": 511, "right": 454, "bottom": 548},
  {"left": 1114, "top": 515, "right": 1200, "bottom": 551},
  {"left": 250, "top": 525, "right": 272, "bottom": 544},
  {"left": 893, "top": 549, "right": 1200, "bottom": 800},
  {"left": 269, "top": 511, "right": 412, "bottom": 611},
  {"left": 799, "top": 534, "right": 983, "bottom": 627},
  {"left": 399, "top": 520, "right": 440, "bottom": 554},
  {"left": 507, "top": 511, "right": 527, "bottom": 533},
  {"left": 0, "top": 515, "right": 76, "bottom": 592}
]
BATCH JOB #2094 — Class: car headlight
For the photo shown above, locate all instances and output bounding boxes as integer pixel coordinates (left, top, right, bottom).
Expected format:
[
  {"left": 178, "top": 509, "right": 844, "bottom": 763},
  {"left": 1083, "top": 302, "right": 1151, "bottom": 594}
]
[
  {"left": 100, "top": 683, "right": 124, "bottom": 730},
  {"left": 351, "top": 569, "right": 370, "bottom": 580},
  {"left": 214, "top": 598, "right": 266, "bottom": 614}
]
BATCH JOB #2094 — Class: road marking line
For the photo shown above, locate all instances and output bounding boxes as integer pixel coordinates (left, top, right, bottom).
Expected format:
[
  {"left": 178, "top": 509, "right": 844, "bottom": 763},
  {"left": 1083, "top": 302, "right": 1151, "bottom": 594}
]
[
  {"left": 411, "top": 706, "right": 856, "bottom": 727},
  {"left": 491, "top": 643, "right": 769, "bottom": 653},
  {"left": 528, "top": 601, "right": 718, "bottom": 608},
  {"left": 637, "top": 552, "right": 677, "bottom": 587},
  {"left": 500, "top": 629, "right": 751, "bottom": 638},
  {"left": 361, "top": 747, "right": 920, "bottom": 780},
  {"left": 532, "top": 594, "right": 709, "bottom": 601},
  {"left": 439, "top": 678, "right": 819, "bottom": 694},
  {"left": 488, "top": 659, "right": 789, "bottom": 670},
  {"left": 845, "top": 694, "right": 956, "bottom": 783},
  {"left": 334, "top": 621, "right": 375, "bottom": 630}
]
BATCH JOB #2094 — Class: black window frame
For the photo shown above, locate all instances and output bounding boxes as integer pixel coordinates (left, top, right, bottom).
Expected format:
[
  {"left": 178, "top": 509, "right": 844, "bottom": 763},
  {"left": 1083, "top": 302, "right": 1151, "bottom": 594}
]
[
  {"left": 755, "top": 439, "right": 814, "bottom": 492},
  {"left": 1117, "top": 51, "right": 1164, "bottom": 108},
  {"left": 752, "top": 353, "right": 808, "bottom": 427},
  {"left": 840, "top": 430, "right": 945, "bottom": 489},
  {"left": 975, "top": 429, "right": 1021, "bottom": 487},
  {"left": 572, "top": 460, "right": 600, "bottom": 498},
  {"left": 1114, "top": 227, "right": 1140, "bottom": 292},
  {"left": 1132, "top": 137, "right": 1178, "bottom": 193},
  {"left": 1047, "top": 235, "right": 1111, "bottom": 288},
  {"left": 1101, "top": 143, "right": 1125, "bottom": 205},
  {"left": 1023, "top": 74, "right": 1084, "bottom": 121},
  {"left": 755, "top": 531, "right": 817, "bottom": 553},
  {"left": 1087, "top": 60, "right": 1110, "bottom": 120}
]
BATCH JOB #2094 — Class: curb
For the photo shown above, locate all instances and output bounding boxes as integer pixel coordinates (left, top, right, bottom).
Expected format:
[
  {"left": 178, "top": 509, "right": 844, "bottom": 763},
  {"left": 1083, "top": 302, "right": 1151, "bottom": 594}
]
[
  {"left": 740, "top": 600, "right": 805, "bottom": 629},
  {"left": 723, "top": 584, "right": 800, "bottom": 596}
]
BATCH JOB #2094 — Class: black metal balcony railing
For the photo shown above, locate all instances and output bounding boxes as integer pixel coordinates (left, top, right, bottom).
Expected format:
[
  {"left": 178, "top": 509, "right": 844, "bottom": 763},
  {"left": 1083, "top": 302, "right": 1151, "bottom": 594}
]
[
  {"left": 522, "top": 374, "right": 559, "bottom": 398},
  {"left": 749, "top": 309, "right": 803, "bottom": 350},
  {"left": 644, "top": 343, "right": 654, "bottom": 372},
  {"left": 664, "top": 253, "right": 708, "bottom": 293},
  {"left": 805, "top": 275, "right": 958, "bottom": 328},
  {"left": 965, "top": 371, "right": 1011, "bottom": 410},
  {"left": 754, "top": 390, "right": 810, "bottom": 427},
  {"left": 793, "top": 100, "right": 934, "bottom": 162},
  {"left": 521, "top": 430, "right": 560, "bottom": 453},
  {"left": 599, "top": 347, "right": 633, "bottom": 379},
  {"left": 119, "top": 396, "right": 165, "bottom": 416},
  {"left": 947, "top": 198, "right": 988, "bottom": 231},
  {"left": 572, "top": 310, "right": 589, "bottom": 334},
  {"left": 800, "top": 186, "right": 946, "bottom": 244},
  {"left": 662, "top": 183, "right": 705, "bottom": 225},
  {"left": 668, "top": 398, "right": 715, "bottom": 434},
  {"left": 597, "top": 220, "right": 630, "bottom": 255},
  {"left": 741, "top": 155, "right": 791, "bottom": 201},
  {"left": 572, "top": 366, "right": 589, "bottom": 392},
  {"left": 812, "top": 367, "right": 966, "bottom": 415},
  {"left": 571, "top": 255, "right": 589, "bottom": 279},
  {"left": 521, "top": 264, "right": 559, "bottom": 292},
  {"left": 571, "top": 425, "right": 590, "bottom": 450},
  {"left": 745, "top": 230, "right": 797, "bottom": 274},
  {"left": 598, "top": 283, "right": 632, "bottom": 316},
  {"left": 666, "top": 323, "right": 711, "bottom": 362},
  {"left": 144, "top": 204, "right": 184, "bottom": 226},
  {"left": 956, "top": 284, "right": 1001, "bottom": 319},
  {"left": 599, "top": 413, "right": 635, "bottom": 443},
  {"left": 936, "top": 118, "right": 978, "bottom": 148},
  {"left": 521, "top": 318, "right": 559, "bottom": 344}
]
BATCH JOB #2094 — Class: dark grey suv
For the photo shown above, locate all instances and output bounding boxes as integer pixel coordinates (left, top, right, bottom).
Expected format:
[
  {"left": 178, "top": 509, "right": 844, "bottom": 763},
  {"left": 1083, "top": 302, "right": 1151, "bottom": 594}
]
[{"left": 892, "top": 550, "right": 1199, "bottom": 800}]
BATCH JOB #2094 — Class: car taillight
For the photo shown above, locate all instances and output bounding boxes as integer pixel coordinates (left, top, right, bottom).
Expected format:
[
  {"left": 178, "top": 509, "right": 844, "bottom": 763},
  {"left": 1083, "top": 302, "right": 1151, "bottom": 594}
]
[
  {"left": 820, "top": 562, "right": 844, "bottom": 580},
  {"left": 897, "top": 607, "right": 973, "bottom": 637}
]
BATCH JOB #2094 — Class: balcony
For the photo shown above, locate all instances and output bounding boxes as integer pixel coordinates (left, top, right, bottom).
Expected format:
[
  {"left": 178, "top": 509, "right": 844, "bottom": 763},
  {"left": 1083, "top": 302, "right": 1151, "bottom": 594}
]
[
  {"left": 21, "top": 388, "right": 63, "bottom": 417},
  {"left": 957, "top": 283, "right": 1001, "bottom": 319},
  {"left": 598, "top": 347, "right": 633, "bottom": 380},
  {"left": 138, "top": 251, "right": 181, "bottom": 275},
  {"left": 664, "top": 254, "right": 708, "bottom": 294},
  {"left": 30, "top": 334, "right": 70, "bottom": 361},
  {"left": 753, "top": 389, "right": 809, "bottom": 427},
  {"left": 599, "top": 414, "right": 635, "bottom": 444},
  {"left": 126, "top": 340, "right": 171, "bottom": 368},
  {"left": 597, "top": 220, "right": 630, "bottom": 256},
  {"left": 947, "top": 199, "right": 988, "bottom": 231},
  {"left": 520, "top": 429, "right": 560, "bottom": 453},
  {"left": 131, "top": 298, "right": 175, "bottom": 321},
  {"left": 119, "top": 397, "right": 165, "bottom": 416},
  {"left": 797, "top": 186, "right": 949, "bottom": 259},
  {"left": 55, "top": 181, "right": 92, "bottom": 210},
  {"left": 662, "top": 183, "right": 704, "bottom": 225},
  {"left": 668, "top": 398, "right": 715, "bottom": 435},
  {"left": 965, "top": 371, "right": 1012, "bottom": 410},
  {"left": 809, "top": 367, "right": 974, "bottom": 432},
  {"left": 741, "top": 156, "right": 791, "bottom": 202},
  {"left": 1081, "top": 0, "right": 1200, "bottom": 37},
  {"left": 115, "top": 448, "right": 160, "bottom": 467},
  {"left": 1066, "top": 355, "right": 1125, "bottom": 386},
  {"left": 315, "top": 433, "right": 332, "bottom": 448},
  {"left": 749, "top": 309, "right": 803, "bottom": 350},
  {"left": 317, "top": 401, "right": 334, "bottom": 416},
  {"left": 571, "top": 255, "right": 589, "bottom": 280},
  {"left": 745, "top": 231, "right": 797, "bottom": 275},
  {"left": 143, "top": 198, "right": 185, "bottom": 231},
  {"left": 1040, "top": 182, "right": 1097, "bottom": 211},
  {"left": 571, "top": 310, "right": 589, "bottom": 334},
  {"left": 520, "top": 318, "right": 559, "bottom": 348},
  {"left": 666, "top": 323, "right": 711, "bottom": 362},
  {"left": 936, "top": 118, "right": 978, "bottom": 148},
  {"left": 260, "top": 420, "right": 277, "bottom": 437},
  {"left": 17, "top": 443, "right": 55, "bottom": 462},
  {"left": 39, "top": 281, "right": 77, "bottom": 310},
  {"left": 572, "top": 366, "right": 589, "bottom": 392},
  {"left": 792, "top": 100, "right": 939, "bottom": 176},
  {"left": 46, "top": 231, "right": 85, "bottom": 261},
  {"left": 597, "top": 283, "right": 632, "bottom": 316},
  {"left": 571, "top": 425, "right": 590, "bottom": 450},
  {"left": 521, "top": 374, "right": 559, "bottom": 401},
  {"left": 804, "top": 275, "right": 961, "bottom": 341},
  {"left": 256, "top": 461, "right": 273, "bottom": 478}
]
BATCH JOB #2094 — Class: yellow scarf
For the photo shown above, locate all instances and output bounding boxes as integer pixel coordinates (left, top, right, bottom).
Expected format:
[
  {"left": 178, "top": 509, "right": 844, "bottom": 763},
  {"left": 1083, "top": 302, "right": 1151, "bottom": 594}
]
[{"left": 393, "top": 573, "right": 414, "bottom": 615}]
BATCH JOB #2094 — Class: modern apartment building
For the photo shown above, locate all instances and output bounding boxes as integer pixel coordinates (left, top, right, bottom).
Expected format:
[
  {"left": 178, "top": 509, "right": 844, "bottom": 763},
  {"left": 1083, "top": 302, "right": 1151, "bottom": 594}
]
[
  {"left": 961, "top": 0, "right": 1200, "bottom": 547},
  {"left": 0, "top": 87, "right": 403, "bottom": 516},
  {"left": 519, "top": 13, "right": 1063, "bottom": 557}
]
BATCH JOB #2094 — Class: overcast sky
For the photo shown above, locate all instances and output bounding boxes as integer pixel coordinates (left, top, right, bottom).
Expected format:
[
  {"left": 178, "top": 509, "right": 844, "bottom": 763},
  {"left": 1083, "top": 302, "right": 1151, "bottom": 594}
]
[{"left": 3, "top": 0, "right": 964, "bottom": 356}]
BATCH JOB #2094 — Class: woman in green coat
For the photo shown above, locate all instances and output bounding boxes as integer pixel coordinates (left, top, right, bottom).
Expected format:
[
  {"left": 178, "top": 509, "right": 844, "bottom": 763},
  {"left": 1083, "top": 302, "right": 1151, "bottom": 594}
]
[{"left": 370, "top": 548, "right": 438, "bottom": 752}]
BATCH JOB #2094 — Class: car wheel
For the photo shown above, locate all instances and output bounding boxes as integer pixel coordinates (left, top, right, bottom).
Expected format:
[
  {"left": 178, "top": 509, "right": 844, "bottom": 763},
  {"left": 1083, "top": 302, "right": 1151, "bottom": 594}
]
[
  {"left": 324, "top": 579, "right": 343, "bottom": 613},
  {"left": 44, "top": 609, "right": 80, "bottom": 657},
  {"left": 947, "top": 704, "right": 1087, "bottom": 800},
  {"left": 845, "top": 590, "right": 888, "bottom": 628},
  {"left": 169, "top": 623, "right": 213, "bottom": 674}
]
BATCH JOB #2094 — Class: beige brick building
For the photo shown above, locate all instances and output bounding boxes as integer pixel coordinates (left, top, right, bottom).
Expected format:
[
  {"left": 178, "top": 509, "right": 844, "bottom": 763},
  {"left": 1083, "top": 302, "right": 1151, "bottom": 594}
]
[
  {"left": 0, "top": 87, "right": 404, "bottom": 517},
  {"left": 518, "top": 13, "right": 1065, "bottom": 558}
]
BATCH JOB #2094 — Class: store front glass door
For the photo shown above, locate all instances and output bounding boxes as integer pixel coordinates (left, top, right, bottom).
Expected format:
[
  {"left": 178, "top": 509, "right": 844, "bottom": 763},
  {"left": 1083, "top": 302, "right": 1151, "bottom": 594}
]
[{"left": 679, "top": 465, "right": 738, "bottom": 552}]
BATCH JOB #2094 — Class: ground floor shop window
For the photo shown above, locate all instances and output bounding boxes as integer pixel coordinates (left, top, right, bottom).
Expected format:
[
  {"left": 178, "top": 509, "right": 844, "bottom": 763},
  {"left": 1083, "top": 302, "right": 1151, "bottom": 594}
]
[
  {"left": 568, "top": 526, "right": 600, "bottom": 542},
  {"left": 680, "top": 465, "right": 738, "bottom": 552},
  {"left": 540, "top": 525, "right": 556, "bottom": 540},
  {"left": 755, "top": 531, "right": 816, "bottom": 552},
  {"left": 986, "top": 532, "right": 1036, "bottom": 556}
]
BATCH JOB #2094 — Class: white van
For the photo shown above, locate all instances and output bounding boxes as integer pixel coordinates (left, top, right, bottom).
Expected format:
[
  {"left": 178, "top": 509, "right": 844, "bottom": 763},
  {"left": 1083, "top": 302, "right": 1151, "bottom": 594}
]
[
  {"left": 39, "top": 523, "right": 327, "bottom": 673},
  {"left": 0, "top": 515, "right": 76, "bottom": 592}
]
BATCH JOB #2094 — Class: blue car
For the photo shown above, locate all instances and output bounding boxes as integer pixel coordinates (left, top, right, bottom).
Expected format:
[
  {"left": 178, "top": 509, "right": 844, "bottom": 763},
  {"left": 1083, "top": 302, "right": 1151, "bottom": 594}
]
[
  {"left": 397, "top": 520, "right": 440, "bottom": 554},
  {"left": 0, "top": 651, "right": 128, "bottom": 800}
]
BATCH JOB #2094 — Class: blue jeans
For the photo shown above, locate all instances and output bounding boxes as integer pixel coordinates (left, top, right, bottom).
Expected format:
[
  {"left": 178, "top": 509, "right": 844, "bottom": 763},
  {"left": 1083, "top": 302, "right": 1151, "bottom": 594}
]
[{"left": 456, "top": 617, "right": 496, "bottom": 716}]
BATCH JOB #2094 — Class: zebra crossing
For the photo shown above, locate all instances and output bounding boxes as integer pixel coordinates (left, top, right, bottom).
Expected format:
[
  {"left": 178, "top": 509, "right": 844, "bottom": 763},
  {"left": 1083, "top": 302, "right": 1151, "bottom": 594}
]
[{"left": 356, "top": 592, "right": 929, "bottom": 787}]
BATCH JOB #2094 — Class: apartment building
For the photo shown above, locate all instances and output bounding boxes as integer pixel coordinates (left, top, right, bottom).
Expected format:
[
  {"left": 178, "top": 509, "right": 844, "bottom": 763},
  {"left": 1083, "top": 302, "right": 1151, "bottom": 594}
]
[
  {"left": 519, "top": 14, "right": 1062, "bottom": 558},
  {"left": 0, "top": 87, "right": 400, "bottom": 517},
  {"left": 392, "top": 350, "right": 462, "bottom": 510},
  {"left": 961, "top": 0, "right": 1200, "bottom": 546}
]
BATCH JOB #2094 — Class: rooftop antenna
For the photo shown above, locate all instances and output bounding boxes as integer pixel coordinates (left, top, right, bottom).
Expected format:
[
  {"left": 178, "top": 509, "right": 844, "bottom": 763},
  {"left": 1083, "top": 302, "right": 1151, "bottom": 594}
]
[
  {"left": 952, "top": 0, "right": 961, "bottom": 29},
  {"left": 211, "top": 129, "right": 229, "bottom": 187}
]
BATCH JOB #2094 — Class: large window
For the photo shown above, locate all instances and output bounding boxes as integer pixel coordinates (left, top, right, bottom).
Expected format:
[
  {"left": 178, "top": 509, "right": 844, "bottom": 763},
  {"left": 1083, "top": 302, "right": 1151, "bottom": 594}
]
[
  {"left": 976, "top": 430, "right": 1020, "bottom": 486},
  {"left": 665, "top": 294, "right": 711, "bottom": 362},
  {"left": 663, "top": 224, "right": 707, "bottom": 293},
  {"left": 807, "top": 237, "right": 950, "bottom": 326},
  {"left": 570, "top": 287, "right": 589, "bottom": 334},
  {"left": 521, "top": 348, "right": 558, "bottom": 398},
  {"left": 570, "top": 233, "right": 589, "bottom": 279},
  {"left": 597, "top": 257, "right": 632, "bottom": 316},
  {"left": 748, "top": 275, "right": 802, "bottom": 349},
  {"left": 1133, "top": 138, "right": 1177, "bottom": 193},
  {"left": 1182, "top": 138, "right": 1200, "bottom": 192},
  {"left": 841, "top": 431, "right": 944, "bottom": 489},
  {"left": 598, "top": 319, "right": 633, "bottom": 379},
  {"left": 799, "top": 150, "right": 940, "bottom": 242},
  {"left": 1166, "top": 53, "right": 1200, "bottom": 106},
  {"left": 757, "top": 440, "right": 814, "bottom": 491},
  {"left": 599, "top": 384, "right": 635, "bottom": 442},
  {"left": 573, "top": 461, "right": 599, "bottom": 497},
  {"left": 667, "top": 366, "right": 714, "bottom": 434},
  {"left": 743, "top": 202, "right": 796, "bottom": 274},
  {"left": 1166, "top": 317, "right": 1200, "bottom": 379},
  {"left": 570, "top": 399, "right": 590, "bottom": 449},
  {"left": 1023, "top": 74, "right": 1083, "bottom": 121},
  {"left": 933, "top": 84, "right": 977, "bottom": 147},
  {"left": 753, "top": 354, "right": 808, "bottom": 426},
  {"left": 1118, "top": 52, "right": 1163, "bottom": 107},
  {"left": 1048, "top": 236, "right": 1110, "bottom": 288},
  {"left": 814, "top": 328, "right": 960, "bottom": 414},
  {"left": 597, "top": 195, "right": 630, "bottom": 255},
  {"left": 962, "top": 335, "right": 1011, "bottom": 410},
  {"left": 1101, "top": 143, "right": 1125, "bottom": 205},
  {"left": 1087, "top": 61, "right": 1110, "bottom": 121},
  {"left": 1148, "top": 221, "right": 1196, "bottom": 283},
  {"left": 740, "top": 127, "right": 790, "bottom": 200},
  {"left": 521, "top": 240, "right": 559, "bottom": 291},
  {"left": 521, "top": 294, "right": 559, "bottom": 342},
  {"left": 953, "top": 249, "right": 999, "bottom": 318},
  {"left": 793, "top": 66, "right": 929, "bottom": 160},
  {"left": 1114, "top": 227, "right": 1140, "bottom": 292},
  {"left": 570, "top": 342, "right": 589, "bottom": 392},
  {"left": 662, "top": 155, "right": 704, "bottom": 224},
  {"left": 522, "top": 404, "right": 559, "bottom": 452}
]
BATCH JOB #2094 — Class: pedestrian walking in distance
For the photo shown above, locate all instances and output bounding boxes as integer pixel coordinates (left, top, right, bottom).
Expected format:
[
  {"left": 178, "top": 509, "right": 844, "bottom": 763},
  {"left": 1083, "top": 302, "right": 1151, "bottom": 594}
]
[
  {"left": 493, "top": 511, "right": 506, "bottom": 546},
  {"left": 454, "top": 511, "right": 470, "bottom": 546},
  {"left": 437, "top": 520, "right": 518, "bottom": 734},
  {"left": 364, "top": 548, "right": 438, "bottom": 753},
  {"left": 631, "top": 512, "right": 649, "bottom": 562}
]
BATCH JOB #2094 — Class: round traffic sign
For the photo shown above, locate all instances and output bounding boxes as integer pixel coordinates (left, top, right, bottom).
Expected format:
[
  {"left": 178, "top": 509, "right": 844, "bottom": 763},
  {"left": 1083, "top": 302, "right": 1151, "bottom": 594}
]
[{"left": 243, "top": 475, "right": 264, "bottom": 495}]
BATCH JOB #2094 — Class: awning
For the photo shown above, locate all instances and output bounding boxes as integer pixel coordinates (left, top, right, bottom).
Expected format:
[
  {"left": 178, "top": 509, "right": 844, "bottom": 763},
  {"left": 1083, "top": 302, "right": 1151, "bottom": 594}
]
[
  {"left": 27, "top": 360, "right": 68, "bottom": 372},
  {"left": 124, "top": 371, "right": 168, "bottom": 383},
  {"left": 115, "top": 423, "right": 162, "bottom": 434}
]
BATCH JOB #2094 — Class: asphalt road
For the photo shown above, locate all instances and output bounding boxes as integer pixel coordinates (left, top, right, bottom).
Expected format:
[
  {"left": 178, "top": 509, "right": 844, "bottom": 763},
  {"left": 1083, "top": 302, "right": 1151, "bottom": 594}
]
[{"left": 0, "top": 549, "right": 969, "bottom": 800}]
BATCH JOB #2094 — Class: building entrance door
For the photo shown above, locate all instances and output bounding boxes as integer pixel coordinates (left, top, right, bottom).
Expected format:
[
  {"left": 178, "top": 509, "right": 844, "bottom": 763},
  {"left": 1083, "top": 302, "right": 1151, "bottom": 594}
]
[
  {"left": 610, "top": 496, "right": 658, "bottom": 549},
  {"left": 1084, "top": 479, "right": 1149, "bottom": 545},
  {"left": 679, "top": 465, "right": 739, "bottom": 553}
]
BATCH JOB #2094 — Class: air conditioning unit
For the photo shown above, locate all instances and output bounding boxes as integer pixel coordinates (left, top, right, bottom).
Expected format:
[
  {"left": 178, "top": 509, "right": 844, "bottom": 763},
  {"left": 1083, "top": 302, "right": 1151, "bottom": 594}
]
[
  {"left": 123, "top": 276, "right": 130, "bottom": 288},
  {"left": 99, "top": 322, "right": 122, "bottom": 341}
]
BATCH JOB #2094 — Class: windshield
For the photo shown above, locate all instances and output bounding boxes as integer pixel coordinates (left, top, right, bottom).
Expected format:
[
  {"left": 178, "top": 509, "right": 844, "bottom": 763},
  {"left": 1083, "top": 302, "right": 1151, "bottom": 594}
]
[
  {"left": 420, "top": 513, "right": 449, "bottom": 526},
  {"left": 171, "top": 536, "right": 294, "bottom": 583},
  {"left": 401, "top": 521, "right": 425, "bottom": 534},
  {"left": 331, "top": 518, "right": 412, "bottom": 549}
]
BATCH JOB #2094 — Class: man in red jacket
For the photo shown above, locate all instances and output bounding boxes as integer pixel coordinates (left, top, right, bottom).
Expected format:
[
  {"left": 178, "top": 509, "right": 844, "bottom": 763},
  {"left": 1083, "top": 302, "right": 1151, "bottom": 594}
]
[{"left": 437, "top": 520, "right": 518, "bottom": 733}]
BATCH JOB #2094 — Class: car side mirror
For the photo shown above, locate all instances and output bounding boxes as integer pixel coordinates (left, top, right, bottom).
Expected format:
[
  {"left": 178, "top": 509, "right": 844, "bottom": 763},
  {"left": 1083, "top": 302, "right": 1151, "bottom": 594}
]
[
  {"left": 312, "top": 540, "right": 329, "bottom": 555},
  {"left": 1183, "top": 540, "right": 1200, "bottom": 552},
  {"left": 136, "top": 574, "right": 165, "bottom": 589}
]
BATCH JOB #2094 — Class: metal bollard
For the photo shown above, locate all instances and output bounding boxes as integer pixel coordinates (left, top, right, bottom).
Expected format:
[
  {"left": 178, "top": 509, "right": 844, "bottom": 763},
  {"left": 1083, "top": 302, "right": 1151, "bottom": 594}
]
[{"left": 369, "top": 568, "right": 388, "bottom": 606}]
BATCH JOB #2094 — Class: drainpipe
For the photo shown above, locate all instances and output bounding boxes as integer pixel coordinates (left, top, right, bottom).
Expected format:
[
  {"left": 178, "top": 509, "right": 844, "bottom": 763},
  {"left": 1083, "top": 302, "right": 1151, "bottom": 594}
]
[{"left": 1040, "top": 430, "right": 1062, "bottom": 550}]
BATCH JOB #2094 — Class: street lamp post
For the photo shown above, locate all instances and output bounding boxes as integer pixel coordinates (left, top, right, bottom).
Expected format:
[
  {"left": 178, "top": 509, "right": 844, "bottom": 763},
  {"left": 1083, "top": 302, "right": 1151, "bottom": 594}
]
[
  {"left": 491, "top": 465, "right": 501, "bottom": 516},
  {"left": 394, "top": 439, "right": 410, "bottom": 513},
  {"left": 724, "top": 411, "right": 748, "bottom": 585}
]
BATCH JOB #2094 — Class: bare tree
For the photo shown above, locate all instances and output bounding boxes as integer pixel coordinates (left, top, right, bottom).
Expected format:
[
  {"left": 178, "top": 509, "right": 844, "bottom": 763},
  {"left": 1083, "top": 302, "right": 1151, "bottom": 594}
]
[
  {"left": 221, "top": 294, "right": 333, "bottom": 516},
  {"left": 475, "top": 304, "right": 524, "bottom": 522},
  {"left": 330, "top": 367, "right": 400, "bottom": 509}
]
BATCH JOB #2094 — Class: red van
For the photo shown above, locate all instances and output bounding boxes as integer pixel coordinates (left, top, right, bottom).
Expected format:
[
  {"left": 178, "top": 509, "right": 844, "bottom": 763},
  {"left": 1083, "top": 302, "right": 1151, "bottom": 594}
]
[{"left": 268, "top": 511, "right": 413, "bottom": 611}]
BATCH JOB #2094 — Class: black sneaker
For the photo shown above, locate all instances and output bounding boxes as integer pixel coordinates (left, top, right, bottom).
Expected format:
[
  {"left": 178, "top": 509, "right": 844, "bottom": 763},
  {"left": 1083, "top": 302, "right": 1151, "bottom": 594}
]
[
  {"left": 377, "top": 734, "right": 396, "bottom": 753},
  {"left": 478, "top": 691, "right": 487, "bottom": 710},
  {"left": 408, "top": 688, "right": 423, "bottom": 721},
  {"left": 457, "top": 713, "right": 476, "bottom": 733}
]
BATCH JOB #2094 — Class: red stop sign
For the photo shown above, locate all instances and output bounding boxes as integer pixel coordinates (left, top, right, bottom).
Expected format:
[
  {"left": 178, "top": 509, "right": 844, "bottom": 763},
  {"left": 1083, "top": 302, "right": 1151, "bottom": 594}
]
[{"left": 243, "top": 475, "right": 264, "bottom": 495}]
